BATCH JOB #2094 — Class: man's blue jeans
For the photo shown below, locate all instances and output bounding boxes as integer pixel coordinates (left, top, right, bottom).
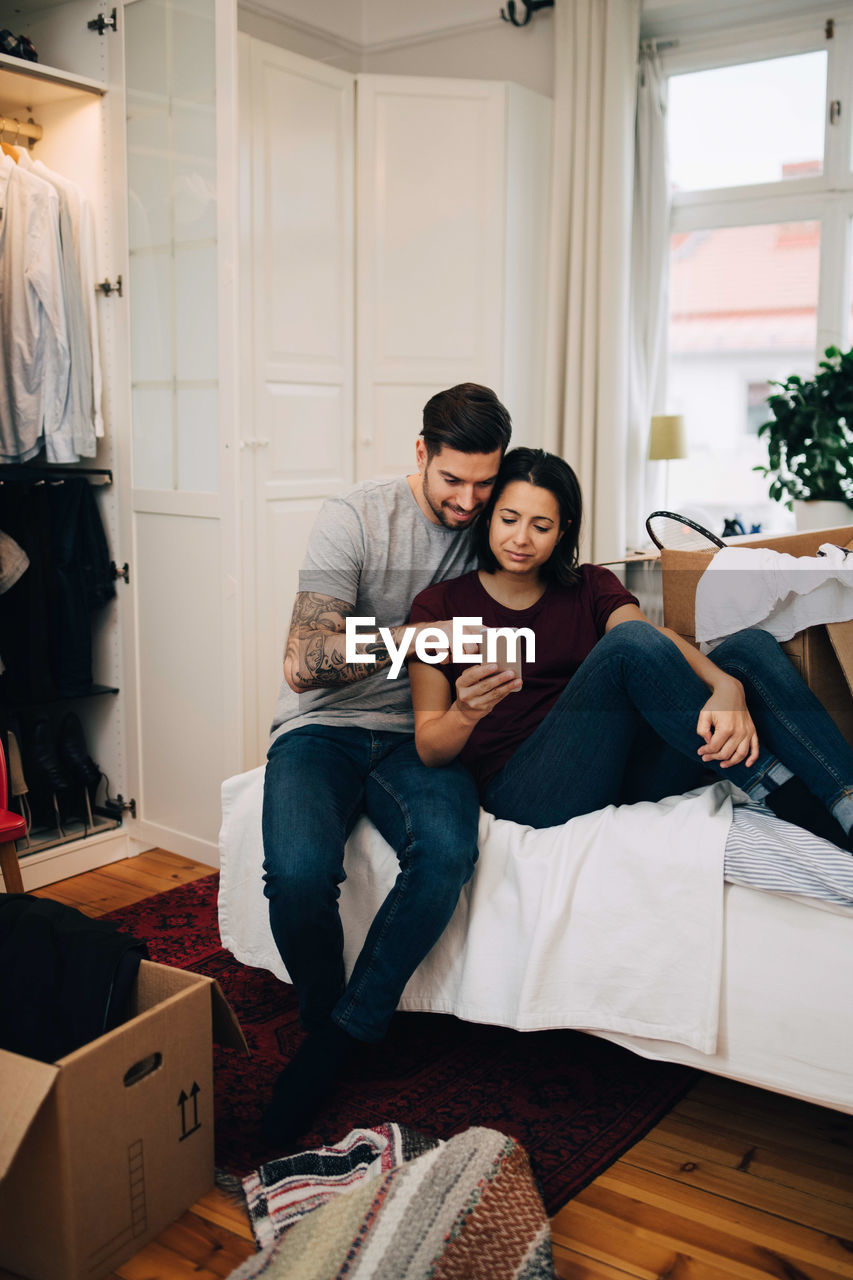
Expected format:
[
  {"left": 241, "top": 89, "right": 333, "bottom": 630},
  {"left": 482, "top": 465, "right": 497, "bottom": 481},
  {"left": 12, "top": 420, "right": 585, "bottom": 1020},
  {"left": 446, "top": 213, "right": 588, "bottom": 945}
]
[
  {"left": 262, "top": 725, "right": 480, "bottom": 1042},
  {"left": 484, "top": 622, "right": 853, "bottom": 833}
]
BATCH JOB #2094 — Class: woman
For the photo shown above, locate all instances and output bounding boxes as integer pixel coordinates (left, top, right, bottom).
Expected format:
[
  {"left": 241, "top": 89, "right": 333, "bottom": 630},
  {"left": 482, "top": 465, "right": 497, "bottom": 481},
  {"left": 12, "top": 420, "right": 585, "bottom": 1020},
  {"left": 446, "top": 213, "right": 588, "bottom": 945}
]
[{"left": 408, "top": 447, "right": 853, "bottom": 845}]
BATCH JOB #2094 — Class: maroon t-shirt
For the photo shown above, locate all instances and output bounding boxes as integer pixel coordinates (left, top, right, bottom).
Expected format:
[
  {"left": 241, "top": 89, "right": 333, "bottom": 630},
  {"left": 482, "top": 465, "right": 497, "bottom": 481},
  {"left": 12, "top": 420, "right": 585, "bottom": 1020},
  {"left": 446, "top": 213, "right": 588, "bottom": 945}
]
[{"left": 409, "top": 565, "right": 638, "bottom": 792}]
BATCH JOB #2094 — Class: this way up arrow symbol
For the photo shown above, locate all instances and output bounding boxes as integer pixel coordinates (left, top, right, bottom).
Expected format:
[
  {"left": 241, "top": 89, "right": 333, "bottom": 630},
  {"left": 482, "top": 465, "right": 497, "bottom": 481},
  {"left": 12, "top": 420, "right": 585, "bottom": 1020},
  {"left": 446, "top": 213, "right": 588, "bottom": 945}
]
[{"left": 178, "top": 1083, "right": 202, "bottom": 1141}]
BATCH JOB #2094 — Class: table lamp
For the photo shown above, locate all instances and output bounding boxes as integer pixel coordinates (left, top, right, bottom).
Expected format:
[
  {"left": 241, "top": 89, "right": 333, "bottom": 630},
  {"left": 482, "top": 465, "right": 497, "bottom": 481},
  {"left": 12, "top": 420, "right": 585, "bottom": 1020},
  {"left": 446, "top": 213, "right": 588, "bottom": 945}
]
[{"left": 648, "top": 413, "right": 687, "bottom": 509}]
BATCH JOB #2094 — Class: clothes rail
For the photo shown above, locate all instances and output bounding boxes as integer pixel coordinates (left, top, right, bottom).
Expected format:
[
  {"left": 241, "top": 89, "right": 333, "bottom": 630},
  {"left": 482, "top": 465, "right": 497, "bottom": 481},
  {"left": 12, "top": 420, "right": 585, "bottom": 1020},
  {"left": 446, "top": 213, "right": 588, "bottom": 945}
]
[
  {"left": 0, "top": 465, "right": 112, "bottom": 485},
  {"left": 0, "top": 115, "right": 43, "bottom": 146}
]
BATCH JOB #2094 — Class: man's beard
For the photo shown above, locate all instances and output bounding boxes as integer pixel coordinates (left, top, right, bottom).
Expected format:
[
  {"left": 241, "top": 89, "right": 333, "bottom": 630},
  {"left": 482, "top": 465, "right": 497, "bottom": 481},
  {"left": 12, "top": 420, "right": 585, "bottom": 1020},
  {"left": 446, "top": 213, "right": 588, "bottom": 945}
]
[{"left": 422, "top": 472, "right": 480, "bottom": 530}]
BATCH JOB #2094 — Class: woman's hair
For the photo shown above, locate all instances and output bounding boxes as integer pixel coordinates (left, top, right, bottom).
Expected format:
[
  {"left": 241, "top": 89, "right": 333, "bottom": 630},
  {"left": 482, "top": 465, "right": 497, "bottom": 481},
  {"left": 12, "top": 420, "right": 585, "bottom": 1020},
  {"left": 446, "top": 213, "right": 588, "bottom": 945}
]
[{"left": 475, "top": 447, "right": 583, "bottom": 586}]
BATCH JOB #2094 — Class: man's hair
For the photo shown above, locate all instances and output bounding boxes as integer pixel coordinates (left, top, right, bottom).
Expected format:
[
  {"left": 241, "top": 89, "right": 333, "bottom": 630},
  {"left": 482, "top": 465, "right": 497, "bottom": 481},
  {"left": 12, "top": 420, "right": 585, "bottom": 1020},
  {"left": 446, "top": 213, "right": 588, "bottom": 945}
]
[
  {"left": 421, "top": 384, "right": 512, "bottom": 460},
  {"left": 475, "top": 447, "right": 584, "bottom": 586}
]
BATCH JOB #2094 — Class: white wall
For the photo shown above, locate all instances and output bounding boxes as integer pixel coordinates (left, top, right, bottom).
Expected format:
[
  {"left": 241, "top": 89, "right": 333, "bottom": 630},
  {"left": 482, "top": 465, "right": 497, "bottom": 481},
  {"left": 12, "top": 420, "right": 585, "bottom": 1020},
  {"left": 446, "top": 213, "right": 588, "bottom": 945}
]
[
  {"left": 363, "top": 0, "right": 502, "bottom": 45},
  {"left": 363, "top": 20, "right": 553, "bottom": 98}
]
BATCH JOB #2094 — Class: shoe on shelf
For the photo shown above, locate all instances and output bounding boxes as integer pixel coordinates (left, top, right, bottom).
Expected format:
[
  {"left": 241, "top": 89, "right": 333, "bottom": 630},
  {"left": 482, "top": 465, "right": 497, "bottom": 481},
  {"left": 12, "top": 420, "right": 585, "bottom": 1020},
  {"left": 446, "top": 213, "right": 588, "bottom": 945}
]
[
  {"left": 27, "top": 715, "right": 72, "bottom": 793},
  {"left": 58, "top": 711, "right": 102, "bottom": 805},
  {"left": 23, "top": 714, "right": 72, "bottom": 833}
]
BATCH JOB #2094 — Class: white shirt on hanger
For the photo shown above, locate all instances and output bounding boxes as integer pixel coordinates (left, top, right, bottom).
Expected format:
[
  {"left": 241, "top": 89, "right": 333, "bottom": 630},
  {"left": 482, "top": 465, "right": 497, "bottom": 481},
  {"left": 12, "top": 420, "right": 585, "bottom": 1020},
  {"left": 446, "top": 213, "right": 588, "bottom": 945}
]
[
  {"left": 0, "top": 154, "right": 70, "bottom": 462},
  {"left": 18, "top": 151, "right": 94, "bottom": 461},
  {"left": 21, "top": 151, "right": 103, "bottom": 445}
]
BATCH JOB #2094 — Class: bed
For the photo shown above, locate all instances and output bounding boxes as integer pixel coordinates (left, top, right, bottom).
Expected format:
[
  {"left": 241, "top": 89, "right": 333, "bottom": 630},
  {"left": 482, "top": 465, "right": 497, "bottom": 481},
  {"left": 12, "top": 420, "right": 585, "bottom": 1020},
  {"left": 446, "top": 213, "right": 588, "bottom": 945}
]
[{"left": 218, "top": 766, "right": 853, "bottom": 1115}]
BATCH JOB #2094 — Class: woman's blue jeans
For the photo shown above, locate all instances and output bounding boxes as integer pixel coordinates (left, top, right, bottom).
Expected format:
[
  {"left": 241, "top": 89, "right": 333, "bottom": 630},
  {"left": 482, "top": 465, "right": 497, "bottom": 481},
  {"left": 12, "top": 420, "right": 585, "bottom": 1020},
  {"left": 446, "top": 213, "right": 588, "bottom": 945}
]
[
  {"left": 484, "top": 622, "right": 853, "bottom": 833},
  {"left": 262, "top": 725, "right": 480, "bottom": 1043}
]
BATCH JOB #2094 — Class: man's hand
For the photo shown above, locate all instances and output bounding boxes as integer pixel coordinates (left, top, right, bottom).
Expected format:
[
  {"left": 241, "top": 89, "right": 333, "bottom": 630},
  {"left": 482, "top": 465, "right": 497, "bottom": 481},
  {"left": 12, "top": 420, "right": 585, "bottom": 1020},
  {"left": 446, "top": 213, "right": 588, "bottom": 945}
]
[
  {"left": 695, "top": 675, "right": 759, "bottom": 768},
  {"left": 454, "top": 662, "right": 521, "bottom": 723}
]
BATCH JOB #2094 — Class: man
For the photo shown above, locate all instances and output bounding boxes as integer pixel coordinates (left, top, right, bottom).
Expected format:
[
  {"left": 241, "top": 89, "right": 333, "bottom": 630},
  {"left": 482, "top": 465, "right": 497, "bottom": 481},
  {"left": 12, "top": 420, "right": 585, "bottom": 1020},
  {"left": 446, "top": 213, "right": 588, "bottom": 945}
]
[{"left": 261, "top": 382, "right": 512, "bottom": 1142}]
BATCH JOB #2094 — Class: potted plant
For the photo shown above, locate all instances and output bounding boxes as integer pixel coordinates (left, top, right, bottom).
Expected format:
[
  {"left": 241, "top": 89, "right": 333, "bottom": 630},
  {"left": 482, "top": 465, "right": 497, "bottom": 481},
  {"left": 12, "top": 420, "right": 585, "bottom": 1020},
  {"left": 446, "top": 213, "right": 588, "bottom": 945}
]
[{"left": 755, "top": 345, "right": 853, "bottom": 529}]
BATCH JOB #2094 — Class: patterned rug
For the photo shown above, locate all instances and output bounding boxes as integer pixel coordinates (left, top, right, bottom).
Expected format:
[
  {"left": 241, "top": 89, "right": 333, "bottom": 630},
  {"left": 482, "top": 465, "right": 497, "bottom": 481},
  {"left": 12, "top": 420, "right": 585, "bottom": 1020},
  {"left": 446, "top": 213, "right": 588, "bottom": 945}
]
[{"left": 103, "top": 873, "right": 697, "bottom": 1214}]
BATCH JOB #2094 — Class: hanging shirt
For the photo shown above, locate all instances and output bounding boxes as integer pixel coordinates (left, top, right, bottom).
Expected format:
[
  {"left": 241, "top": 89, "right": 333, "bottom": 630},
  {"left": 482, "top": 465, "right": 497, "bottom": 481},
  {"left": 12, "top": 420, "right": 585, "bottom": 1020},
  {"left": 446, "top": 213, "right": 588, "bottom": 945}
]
[
  {"left": 19, "top": 151, "right": 99, "bottom": 456},
  {"left": 0, "top": 155, "right": 70, "bottom": 461},
  {"left": 32, "top": 157, "right": 103, "bottom": 440}
]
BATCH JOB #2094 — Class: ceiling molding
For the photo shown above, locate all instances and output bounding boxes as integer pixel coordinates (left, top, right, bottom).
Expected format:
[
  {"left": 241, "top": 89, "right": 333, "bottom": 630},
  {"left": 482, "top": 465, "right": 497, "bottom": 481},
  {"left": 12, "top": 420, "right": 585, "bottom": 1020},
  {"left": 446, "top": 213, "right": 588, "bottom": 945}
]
[
  {"left": 235, "top": 1, "right": 532, "bottom": 58},
  {"left": 236, "top": 1, "right": 363, "bottom": 54},
  {"left": 361, "top": 16, "right": 509, "bottom": 56}
]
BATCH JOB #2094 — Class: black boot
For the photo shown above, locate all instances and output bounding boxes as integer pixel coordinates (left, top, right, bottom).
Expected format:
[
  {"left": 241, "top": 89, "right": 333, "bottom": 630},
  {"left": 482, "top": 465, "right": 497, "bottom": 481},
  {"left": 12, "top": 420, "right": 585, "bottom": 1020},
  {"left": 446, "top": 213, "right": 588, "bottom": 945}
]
[
  {"left": 260, "top": 1021, "right": 361, "bottom": 1147},
  {"left": 24, "top": 715, "right": 72, "bottom": 832},
  {"left": 57, "top": 712, "right": 102, "bottom": 809}
]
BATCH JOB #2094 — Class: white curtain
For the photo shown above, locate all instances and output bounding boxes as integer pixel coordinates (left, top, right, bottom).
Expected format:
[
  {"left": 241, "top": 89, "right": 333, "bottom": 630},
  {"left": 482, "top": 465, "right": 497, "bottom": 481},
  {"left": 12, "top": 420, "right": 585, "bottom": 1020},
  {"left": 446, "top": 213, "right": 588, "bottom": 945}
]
[
  {"left": 627, "top": 47, "right": 671, "bottom": 550},
  {"left": 543, "top": 0, "right": 641, "bottom": 561}
]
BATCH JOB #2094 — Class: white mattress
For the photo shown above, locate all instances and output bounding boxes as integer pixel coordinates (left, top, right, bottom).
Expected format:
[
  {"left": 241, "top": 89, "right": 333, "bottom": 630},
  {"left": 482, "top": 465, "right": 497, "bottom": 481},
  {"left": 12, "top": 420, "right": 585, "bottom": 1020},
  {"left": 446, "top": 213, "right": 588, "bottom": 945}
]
[{"left": 219, "top": 767, "right": 853, "bottom": 1114}]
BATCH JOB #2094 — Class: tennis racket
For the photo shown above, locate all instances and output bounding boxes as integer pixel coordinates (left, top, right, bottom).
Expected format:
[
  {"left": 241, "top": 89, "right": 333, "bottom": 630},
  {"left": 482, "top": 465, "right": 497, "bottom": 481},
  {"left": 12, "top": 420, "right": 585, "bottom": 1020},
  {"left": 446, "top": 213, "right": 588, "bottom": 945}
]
[{"left": 645, "top": 510, "right": 726, "bottom": 551}]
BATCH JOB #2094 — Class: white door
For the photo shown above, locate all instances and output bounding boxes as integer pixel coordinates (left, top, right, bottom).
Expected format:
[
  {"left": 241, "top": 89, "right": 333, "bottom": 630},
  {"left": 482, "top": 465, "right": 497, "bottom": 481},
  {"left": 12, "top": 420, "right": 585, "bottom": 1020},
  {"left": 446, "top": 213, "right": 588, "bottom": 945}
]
[
  {"left": 355, "top": 75, "right": 506, "bottom": 480},
  {"left": 239, "top": 38, "right": 355, "bottom": 765},
  {"left": 122, "top": 0, "right": 242, "bottom": 863}
]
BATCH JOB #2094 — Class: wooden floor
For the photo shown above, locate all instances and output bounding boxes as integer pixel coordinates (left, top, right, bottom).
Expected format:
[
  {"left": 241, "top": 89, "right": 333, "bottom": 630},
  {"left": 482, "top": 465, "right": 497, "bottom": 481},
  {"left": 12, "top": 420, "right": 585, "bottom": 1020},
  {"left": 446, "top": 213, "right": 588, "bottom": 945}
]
[{"left": 16, "top": 850, "right": 853, "bottom": 1279}]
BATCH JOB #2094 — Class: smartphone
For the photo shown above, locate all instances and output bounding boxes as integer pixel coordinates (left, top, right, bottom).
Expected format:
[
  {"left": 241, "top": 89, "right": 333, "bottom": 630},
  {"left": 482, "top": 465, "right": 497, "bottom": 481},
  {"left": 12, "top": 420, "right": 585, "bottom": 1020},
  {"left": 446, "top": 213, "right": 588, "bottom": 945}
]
[{"left": 492, "top": 631, "right": 523, "bottom": 686}]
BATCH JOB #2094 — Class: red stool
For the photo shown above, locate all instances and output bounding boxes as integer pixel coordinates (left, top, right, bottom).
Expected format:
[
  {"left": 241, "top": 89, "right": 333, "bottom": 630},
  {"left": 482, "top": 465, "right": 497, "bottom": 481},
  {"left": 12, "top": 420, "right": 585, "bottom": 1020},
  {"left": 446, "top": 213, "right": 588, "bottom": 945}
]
[{"left": 0, "top": 738, "right": 28, "bottom": 893}]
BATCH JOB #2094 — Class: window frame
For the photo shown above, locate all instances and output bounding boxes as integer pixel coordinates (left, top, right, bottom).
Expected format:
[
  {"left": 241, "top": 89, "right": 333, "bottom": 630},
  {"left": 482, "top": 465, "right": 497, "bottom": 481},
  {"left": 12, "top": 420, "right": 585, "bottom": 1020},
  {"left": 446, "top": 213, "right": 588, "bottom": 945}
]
[{"left": 662, "top": 13, "right": 853, "bottom": 387}]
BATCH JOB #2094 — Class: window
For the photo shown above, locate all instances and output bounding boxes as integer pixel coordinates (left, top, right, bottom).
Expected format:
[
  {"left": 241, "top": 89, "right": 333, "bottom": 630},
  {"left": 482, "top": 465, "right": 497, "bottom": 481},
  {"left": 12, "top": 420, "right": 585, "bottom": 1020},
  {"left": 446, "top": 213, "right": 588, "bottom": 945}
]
[
  {"left": 668, "top": 52, "right": 827, "bottom": 192},
  {"left": 661, "top": 21, "right": 853, "bottom": 535}
]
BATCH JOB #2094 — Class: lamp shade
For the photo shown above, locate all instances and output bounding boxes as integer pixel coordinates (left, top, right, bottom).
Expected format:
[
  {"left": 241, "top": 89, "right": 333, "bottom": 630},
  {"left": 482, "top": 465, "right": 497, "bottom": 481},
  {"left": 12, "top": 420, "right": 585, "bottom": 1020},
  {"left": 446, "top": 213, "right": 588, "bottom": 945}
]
[{"left": 648, "top": 414, "right": 687, "bottom": 461}]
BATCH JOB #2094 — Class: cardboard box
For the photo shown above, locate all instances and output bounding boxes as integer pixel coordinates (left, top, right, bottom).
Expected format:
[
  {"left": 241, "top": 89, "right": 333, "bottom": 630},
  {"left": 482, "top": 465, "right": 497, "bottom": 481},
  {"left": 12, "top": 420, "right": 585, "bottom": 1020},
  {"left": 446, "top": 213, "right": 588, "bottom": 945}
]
[
  {"left": 0, "top": 960, "right": 248, "bottom": 1280},
  {"left": 660, "top": 525, "right": 853, "bottom": 746}
]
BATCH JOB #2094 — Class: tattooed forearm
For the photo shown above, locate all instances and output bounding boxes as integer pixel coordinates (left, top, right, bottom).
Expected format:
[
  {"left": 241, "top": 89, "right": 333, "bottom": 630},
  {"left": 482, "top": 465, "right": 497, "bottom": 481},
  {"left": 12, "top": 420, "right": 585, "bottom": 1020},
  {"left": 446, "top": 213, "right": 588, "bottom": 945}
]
[
  {"left": 284, "top": 592, "right": 407, "bottom": 691},
  {"left": 291, "top": 592, "right": 353, "bottom": 632}
]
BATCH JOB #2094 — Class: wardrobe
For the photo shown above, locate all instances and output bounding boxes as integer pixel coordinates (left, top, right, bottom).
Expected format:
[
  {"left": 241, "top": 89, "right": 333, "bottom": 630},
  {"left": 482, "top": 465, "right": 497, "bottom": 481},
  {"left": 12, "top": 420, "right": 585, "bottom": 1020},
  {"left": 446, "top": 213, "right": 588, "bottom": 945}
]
[
  {"left": 0, "top": 0, "right": 242, "bottom": 887},
  {"left": 1, "top": 5, "right": 552, "bottom": 885}
]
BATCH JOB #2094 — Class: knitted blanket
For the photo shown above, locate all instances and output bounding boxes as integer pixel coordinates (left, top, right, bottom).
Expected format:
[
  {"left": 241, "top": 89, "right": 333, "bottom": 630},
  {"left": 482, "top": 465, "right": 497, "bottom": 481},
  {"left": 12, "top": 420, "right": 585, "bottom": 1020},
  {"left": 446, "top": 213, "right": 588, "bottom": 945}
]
[{"left": 231, "top": 1125, "right": 555, "bottom": 1279}]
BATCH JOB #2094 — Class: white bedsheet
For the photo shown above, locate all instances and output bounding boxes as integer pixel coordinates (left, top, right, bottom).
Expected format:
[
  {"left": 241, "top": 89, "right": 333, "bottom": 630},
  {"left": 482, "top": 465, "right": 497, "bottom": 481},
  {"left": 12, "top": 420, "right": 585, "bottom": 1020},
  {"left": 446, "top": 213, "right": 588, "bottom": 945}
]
[
  {"left": 219, "top": 768, "right": 731, "bottom": 1054},
  {"left": 219, "top": 767, "right": 853, "bottom": 1113}
]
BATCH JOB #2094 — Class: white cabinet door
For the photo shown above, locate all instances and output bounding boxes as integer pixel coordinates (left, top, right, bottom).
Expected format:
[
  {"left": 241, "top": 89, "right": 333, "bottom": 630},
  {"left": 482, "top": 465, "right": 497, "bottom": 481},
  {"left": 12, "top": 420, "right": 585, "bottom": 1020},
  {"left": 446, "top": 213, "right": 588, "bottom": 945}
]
[
  {"left": 239, "top": 38, "right": 355, "bottom": 765},
  {"left": 355, "top": 75, "right": 507, "bottom": 480},
  {"left": 123, "top": 0, "right": 241, "bottom": 862}
]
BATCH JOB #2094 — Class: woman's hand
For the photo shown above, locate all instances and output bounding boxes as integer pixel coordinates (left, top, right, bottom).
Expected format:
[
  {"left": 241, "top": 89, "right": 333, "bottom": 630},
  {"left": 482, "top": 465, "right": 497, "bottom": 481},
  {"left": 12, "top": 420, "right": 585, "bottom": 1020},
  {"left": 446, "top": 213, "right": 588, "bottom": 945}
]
[
  {"left": 695, "top": 675, "right": 759, "bottom": 768},
  {"left": 455, "top": 663, "right": 521, "bottom": 723}
]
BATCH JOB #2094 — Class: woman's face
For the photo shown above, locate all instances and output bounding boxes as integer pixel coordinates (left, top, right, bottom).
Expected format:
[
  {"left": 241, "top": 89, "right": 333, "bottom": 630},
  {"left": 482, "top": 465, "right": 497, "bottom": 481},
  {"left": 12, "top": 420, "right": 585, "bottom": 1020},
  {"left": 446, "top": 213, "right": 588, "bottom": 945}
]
[{"left": 488, "top": 480, "right": 564, "bottom": 575}]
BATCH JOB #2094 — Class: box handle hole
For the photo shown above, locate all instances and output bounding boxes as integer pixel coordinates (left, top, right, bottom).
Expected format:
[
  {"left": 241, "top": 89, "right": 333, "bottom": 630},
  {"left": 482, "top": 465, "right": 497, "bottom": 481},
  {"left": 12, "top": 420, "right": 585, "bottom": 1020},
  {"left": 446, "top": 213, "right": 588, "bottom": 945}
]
[{"left": 124, "top": 1052, "right": 162, "bottom": 1087}]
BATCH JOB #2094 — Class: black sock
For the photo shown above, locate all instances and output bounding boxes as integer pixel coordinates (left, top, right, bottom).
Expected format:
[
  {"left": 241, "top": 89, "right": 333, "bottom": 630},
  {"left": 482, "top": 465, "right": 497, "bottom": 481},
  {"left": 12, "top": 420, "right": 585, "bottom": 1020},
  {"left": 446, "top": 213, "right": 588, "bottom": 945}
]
[
  {"left": 764, "top": 776, "right": 848, "bottom": 848},
  {"left": 261, "top": 1020, "right": 361, "bottom": 1147}
]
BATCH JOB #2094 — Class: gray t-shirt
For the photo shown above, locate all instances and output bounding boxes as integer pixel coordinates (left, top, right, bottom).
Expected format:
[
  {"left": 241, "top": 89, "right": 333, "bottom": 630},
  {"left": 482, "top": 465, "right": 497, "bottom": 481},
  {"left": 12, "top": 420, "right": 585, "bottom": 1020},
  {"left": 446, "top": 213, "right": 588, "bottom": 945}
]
[{"left": 270, "top": 475, "right": 477, "bottom": 739}]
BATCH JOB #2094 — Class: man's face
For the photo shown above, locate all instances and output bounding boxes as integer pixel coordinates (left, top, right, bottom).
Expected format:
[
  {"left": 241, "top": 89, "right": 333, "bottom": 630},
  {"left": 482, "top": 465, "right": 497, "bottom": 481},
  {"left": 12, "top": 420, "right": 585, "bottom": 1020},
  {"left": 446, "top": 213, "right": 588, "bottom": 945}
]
[{"left": 417, "top": 441, "right": 504, "bottom": 529}]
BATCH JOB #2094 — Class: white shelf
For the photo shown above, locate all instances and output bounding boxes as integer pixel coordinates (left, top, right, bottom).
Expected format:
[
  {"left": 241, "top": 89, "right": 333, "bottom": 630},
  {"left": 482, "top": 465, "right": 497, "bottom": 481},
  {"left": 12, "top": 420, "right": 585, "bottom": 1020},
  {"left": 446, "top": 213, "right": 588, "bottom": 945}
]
[{"left": 0, "top": 52, "right": 106, "bottom": 107}]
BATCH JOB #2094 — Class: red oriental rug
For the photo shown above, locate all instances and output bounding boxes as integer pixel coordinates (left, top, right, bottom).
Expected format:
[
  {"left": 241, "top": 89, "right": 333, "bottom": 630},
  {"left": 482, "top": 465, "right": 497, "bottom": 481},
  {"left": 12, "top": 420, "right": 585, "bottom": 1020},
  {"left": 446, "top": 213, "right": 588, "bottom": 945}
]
[{"left": 103, "top": 873, "right": 697, "bottom": 1214}]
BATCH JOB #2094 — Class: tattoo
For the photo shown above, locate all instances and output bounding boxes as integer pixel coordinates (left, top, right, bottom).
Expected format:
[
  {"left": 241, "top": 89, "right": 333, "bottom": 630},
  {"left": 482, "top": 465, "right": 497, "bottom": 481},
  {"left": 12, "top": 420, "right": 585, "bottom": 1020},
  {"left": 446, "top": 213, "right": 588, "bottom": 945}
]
[
  {"left": 285, "top": 592, "right": 398, "bottom": 690},
  {"left": 305, "top": 632, "right": 325, "bottom": 675},
  {"left": 365, "top": 639, "right": 390, "bottom": 660},
  {"left": 290, "top": 592, "right": 353, "bottom": 632}
]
